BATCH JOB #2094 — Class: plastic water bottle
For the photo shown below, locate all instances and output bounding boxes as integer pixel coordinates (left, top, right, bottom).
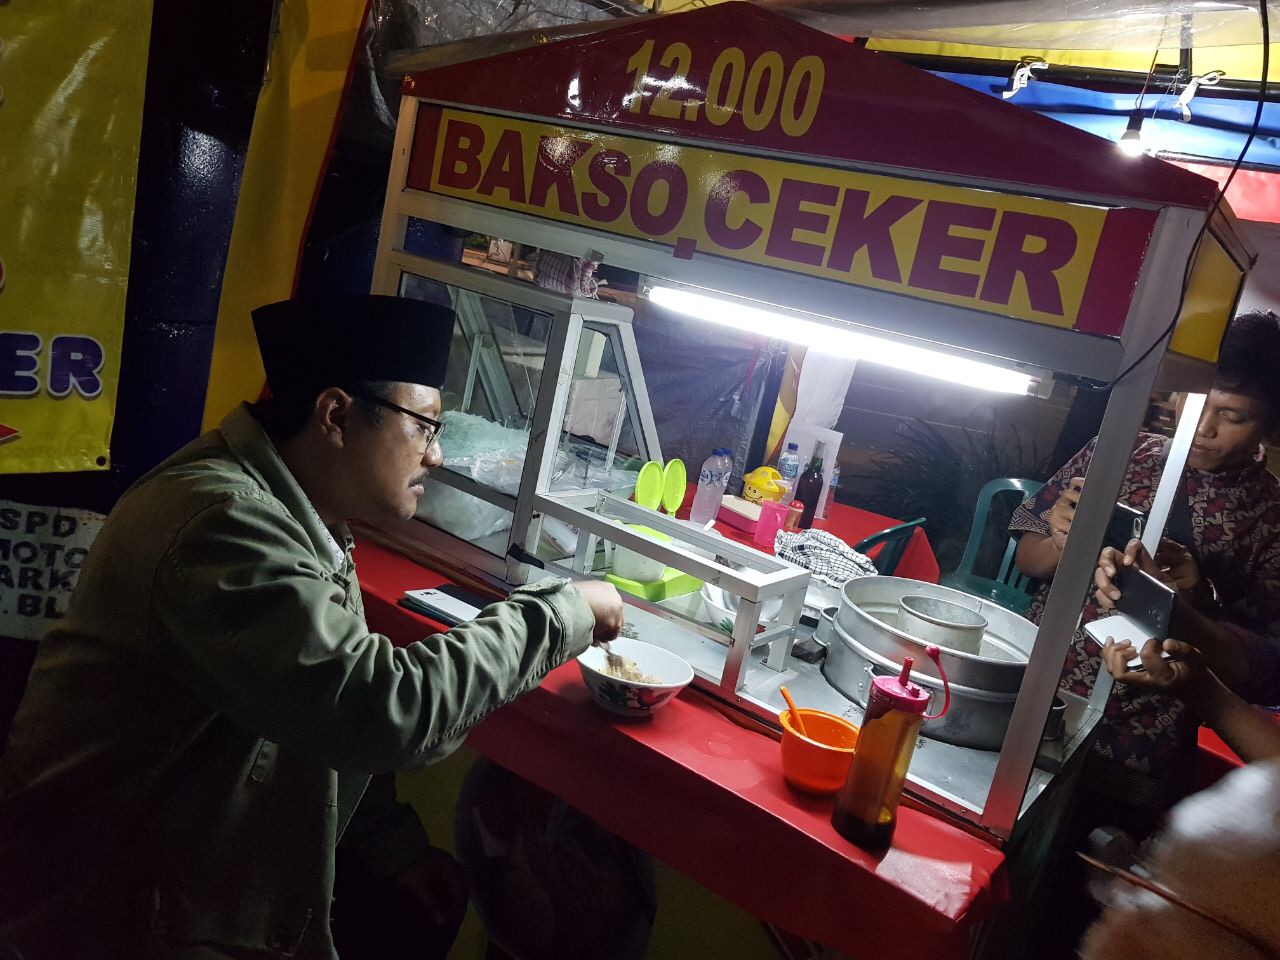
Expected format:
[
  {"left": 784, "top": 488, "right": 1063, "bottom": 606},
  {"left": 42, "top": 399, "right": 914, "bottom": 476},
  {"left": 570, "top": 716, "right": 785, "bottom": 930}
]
[
  {"left": 719, "top": 447, "right": 734, "bottom": 490},
  {"left": 690, "top": 448, "right": 731, "bottom": 526},
  {"left": 777, "top": 442, "right": 801, "bottom": 498},
  {"left": 820, "top": 464, "right": 841, "bottom": 520}
]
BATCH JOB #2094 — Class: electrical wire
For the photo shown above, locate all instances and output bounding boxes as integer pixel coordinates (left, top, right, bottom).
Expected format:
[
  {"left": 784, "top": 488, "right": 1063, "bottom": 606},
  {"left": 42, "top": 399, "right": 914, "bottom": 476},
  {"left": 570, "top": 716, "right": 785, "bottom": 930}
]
[
  {"left": 1134, "top": 44, "right": 1162, "bottom": 113},
  {"left": 1149, "top": 62, "right": 1184, "bottom": 123},
  {"left": 1133, "top": 13, "right": 1176, "bottom": 116},
  {"left": 1098, "top": 0, "right": 1270, "bottom": 392}
]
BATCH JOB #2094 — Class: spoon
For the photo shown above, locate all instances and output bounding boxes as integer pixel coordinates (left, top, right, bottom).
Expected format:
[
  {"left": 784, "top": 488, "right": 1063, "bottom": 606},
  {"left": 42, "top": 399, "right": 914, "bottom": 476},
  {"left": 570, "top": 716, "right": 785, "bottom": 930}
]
[
  {"left": 602, "top": 639, "right": 625, "bottom": 674},
  {"left": 780, "top": 685, "right": 809, "bottom": 737}
]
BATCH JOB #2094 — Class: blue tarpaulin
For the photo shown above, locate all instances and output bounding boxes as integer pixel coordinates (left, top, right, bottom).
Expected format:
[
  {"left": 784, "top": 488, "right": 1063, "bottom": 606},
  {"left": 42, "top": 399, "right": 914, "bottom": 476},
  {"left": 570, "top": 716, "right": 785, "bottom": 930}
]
[{"left": 935, "top": 70, "right": 1280, "bottom": 169}]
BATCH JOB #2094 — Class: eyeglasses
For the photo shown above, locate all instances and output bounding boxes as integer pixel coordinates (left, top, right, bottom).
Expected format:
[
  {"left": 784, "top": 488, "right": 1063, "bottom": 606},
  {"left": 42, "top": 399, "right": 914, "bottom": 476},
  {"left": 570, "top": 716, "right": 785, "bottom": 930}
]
[
  {"left": 350, "top": 392, "right": 446, "bottom": 450},
  {"left": 1079, "top": 851, "right": 1279, "bottom": 957}
]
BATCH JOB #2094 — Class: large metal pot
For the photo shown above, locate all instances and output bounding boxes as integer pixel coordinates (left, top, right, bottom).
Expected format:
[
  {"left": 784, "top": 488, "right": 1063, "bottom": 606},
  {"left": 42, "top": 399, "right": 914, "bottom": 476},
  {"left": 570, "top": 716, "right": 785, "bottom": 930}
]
[
  {"left": 822, "top": 577, "right": 1036, "bottom": 750},
  {"left": 897, "top": 594, "right": 987, "bottom": 655}
]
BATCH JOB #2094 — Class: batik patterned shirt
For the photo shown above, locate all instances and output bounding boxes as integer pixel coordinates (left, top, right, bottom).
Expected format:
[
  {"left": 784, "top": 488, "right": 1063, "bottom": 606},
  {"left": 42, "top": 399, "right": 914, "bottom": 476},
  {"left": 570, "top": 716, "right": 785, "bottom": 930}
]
[{"left": 1009, "top": 434, "right": 1280, "bottom": 784}]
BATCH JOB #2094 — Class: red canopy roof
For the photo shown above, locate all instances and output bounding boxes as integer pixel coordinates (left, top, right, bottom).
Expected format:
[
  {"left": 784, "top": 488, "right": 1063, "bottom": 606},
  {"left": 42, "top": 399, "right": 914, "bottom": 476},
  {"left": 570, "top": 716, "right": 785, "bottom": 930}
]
[{"left": 403, "top": 2, "right": 1220, "bottom": 211}]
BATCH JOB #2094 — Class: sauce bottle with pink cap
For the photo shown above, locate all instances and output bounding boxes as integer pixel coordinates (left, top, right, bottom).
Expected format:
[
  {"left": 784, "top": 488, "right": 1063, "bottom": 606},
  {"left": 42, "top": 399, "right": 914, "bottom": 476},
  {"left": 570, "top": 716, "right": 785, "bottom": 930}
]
[{"left": 831, "top": 646, "right": 951, "bottom": 850}]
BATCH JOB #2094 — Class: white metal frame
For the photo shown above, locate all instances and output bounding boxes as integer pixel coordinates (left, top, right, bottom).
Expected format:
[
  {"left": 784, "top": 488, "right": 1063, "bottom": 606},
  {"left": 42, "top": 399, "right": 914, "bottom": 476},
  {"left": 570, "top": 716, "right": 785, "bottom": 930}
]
[
  {"left": 375, "top": 264, "right": 811, "bottom": 697},
  {"left": 527, "top": 489, "right": 811, "bottom": 691},
  {"left": 980, "top": 206, "right": 1201, "bottom": 835},
  {"left": 1085, "top": 392, "right": 1208, "bottom": 719},
  {"left": 374, "top": 249, "right": 663, "bottom": 585},
  {"left": 371, "top": 89, "right": 1254, "bottom": 843}
]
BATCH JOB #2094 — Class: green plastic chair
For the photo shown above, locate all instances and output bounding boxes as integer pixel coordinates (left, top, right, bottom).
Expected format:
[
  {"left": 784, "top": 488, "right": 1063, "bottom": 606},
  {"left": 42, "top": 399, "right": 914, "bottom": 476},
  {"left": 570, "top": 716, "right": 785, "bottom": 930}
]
[
  {"left": 941, "top": 478, "right": 1043, "bottom": 614},
  {"left": 854, "top": 518, "right": 927, "bottom": 576}
]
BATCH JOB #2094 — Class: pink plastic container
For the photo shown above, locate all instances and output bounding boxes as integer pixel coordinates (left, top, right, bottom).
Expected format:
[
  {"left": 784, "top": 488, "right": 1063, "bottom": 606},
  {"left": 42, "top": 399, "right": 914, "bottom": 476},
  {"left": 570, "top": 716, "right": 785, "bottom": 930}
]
[
  {"left": 754, "top": 500, "right": 788, "bottom": 548},
  {"left": 718, "top": 502, "right": 758, "bottom": 535}
]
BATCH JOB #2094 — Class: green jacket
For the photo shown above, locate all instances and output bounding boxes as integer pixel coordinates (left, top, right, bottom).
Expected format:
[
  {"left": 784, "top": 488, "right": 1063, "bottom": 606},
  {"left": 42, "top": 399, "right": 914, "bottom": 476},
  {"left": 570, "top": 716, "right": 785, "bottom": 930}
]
[{"left": 0, "top": 404, "right": 594, "bottom": 959}]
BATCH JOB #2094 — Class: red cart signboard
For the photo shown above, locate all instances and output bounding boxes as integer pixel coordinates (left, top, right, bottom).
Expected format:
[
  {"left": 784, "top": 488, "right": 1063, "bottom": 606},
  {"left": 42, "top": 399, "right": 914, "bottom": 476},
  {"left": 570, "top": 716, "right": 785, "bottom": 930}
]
[{"left": 401, "top": 3, "right": 1246, "bottom": 359}]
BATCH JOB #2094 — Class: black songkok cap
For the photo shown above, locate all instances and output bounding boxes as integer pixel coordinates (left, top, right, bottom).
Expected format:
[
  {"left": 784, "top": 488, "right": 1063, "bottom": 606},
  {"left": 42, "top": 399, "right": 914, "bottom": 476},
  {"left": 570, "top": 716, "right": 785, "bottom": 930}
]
[{"left": 251, "top": 294, "right": 455, "bottom": 397}]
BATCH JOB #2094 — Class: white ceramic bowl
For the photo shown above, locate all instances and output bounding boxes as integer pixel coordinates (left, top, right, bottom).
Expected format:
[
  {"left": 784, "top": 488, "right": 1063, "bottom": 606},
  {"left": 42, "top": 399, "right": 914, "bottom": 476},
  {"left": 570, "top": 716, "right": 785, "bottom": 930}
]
[
  {"left": 700, "top": 583, "right": 784, "bottom": 636},
  {"left": 577, "top": 637, "right": 694, "bottom": 718},
  {"left": 610, "top": 524, "right": 670, "bottom": 583},
  {"left": 613, "top": 545, "right": 666, "bottom": 583}
]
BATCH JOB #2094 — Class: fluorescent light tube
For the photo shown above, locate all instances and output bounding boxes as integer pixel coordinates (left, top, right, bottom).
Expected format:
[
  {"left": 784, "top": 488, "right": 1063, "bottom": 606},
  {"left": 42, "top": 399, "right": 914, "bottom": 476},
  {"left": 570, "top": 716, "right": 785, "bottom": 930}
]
[{"left": 648, "top": 285, "right": 1038, "bottom": 396}]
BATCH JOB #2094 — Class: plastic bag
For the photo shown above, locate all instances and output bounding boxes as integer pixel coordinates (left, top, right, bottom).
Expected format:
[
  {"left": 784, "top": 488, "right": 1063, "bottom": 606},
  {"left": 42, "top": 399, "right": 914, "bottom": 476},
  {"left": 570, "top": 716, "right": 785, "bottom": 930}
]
[
  {"left": 418, "top": 411, "right": 644, "bottom": 547},
  {"left": 417, "top": 411, "right": 528, "bottom": 540},
  {"left": 349, "top": 0, "right": 611, "bottom": 150},
  {"left": 418, "top": 457, "right": 523, "bottom": 541},
  {"left": 759, "top": 0, "right": 1278, "bottom": 51}
]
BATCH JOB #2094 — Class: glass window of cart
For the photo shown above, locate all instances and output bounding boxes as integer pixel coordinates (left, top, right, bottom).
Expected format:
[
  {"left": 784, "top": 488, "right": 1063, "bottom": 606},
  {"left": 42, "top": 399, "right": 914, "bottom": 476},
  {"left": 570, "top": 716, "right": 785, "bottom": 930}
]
[
  {"left": 554, "top": 325, "right": 644, "bottom": 489},
  {"left": 535, "top": 319, "right": 668, "bottom": 566},
  {"left": 398, "top": 272, "right": 553, "bottom": 556}
]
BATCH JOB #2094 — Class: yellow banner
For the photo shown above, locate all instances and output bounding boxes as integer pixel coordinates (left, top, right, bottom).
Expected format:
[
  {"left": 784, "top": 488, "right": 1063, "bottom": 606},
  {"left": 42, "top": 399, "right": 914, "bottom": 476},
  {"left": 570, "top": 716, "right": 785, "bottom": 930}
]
[
  {"left": 1172, "top": 233, "right": 1244, "bottom": 363},
  {"left": 413, "top": 107, "right": 1134, "bottom": 332},
  {"left": 201, "top": 0, "right": 372, "bottom": 431},
  {"left": 0, "top": 1, "right": 152, "bottom": 472}
]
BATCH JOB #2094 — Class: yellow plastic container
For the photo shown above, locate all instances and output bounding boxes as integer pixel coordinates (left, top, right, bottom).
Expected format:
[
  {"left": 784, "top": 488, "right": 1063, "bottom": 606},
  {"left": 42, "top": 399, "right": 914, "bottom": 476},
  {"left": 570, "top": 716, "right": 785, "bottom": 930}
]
[{"left": 743, "top": 466, "right": 788, "bottom": 503}]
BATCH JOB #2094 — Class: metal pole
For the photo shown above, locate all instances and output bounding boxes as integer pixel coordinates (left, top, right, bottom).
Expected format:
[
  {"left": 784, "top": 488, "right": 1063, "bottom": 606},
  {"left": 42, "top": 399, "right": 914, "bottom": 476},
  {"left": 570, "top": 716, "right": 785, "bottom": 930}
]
[
  {"left": 370, "top": 95, "right": 417, "bottom": 296},
  {"left": 1144, "top": 392, "right": 1205, "bottom": 555},
  {"left": 723, "top": 599, "right": 763, "bottom": 694},
  {"left": 509, "top": 309, "right": 580, "bottom": 584},
  {"left": 604, "top": 393, "right": 628, "bottom": 473},
  {"left": 982, "top": 340, "right": 1167, "bottom": 834},
  {"left": 1089, "top": 390, "right": 1207, "bottom": 715},
  {"left": 461, "top": 333, "right": 483, "bottom": 414},
  {"left": 610, "top": 322, "right": 663, "bottom": 464},
  {"left": 980, "top": 208, "right": 1200, "bottom": 837}
]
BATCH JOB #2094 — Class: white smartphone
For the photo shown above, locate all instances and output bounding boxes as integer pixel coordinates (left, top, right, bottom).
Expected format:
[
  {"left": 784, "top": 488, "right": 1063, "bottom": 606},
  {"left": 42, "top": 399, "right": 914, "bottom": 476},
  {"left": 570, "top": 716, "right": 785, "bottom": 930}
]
[
  {"left": 401, "top": 587, "right": 485, "bottom": 626},
  {"left": 1124, "top": 648, "right": 1177, "bottom": 672},
  {"left": 1084, "top": 615, "right": 1178, "bottom": 670}
]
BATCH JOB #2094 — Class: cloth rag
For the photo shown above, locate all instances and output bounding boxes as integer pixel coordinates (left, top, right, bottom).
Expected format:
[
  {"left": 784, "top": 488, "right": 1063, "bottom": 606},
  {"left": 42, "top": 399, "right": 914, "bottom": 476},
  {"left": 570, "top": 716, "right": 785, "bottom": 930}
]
[{"left": 774, "top": 529, "right": 877, "bottom": 588}]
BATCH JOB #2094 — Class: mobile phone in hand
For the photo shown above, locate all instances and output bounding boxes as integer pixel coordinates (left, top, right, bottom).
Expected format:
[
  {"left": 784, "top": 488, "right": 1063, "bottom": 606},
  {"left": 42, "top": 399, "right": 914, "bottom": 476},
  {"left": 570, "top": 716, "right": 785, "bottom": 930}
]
[
  {"left": 1126, "top": 649, "right": 1178, "bottom": 672},
  {"left": 1113, "top": 564, "right": 1174, "bottom": 635},
  {"left": 1084, "top": 564, "right": 1175, "bottom": 654},
  {"left": 1104, "top": 502, "right": 1146, "bottom": 553}
]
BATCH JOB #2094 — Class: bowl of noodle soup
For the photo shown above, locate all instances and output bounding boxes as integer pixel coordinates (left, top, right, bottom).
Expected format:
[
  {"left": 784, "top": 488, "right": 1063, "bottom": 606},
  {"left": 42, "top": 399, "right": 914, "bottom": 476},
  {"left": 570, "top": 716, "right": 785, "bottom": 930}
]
[{"left": 577, "top": 637, "right": 694, "bottom": 718}]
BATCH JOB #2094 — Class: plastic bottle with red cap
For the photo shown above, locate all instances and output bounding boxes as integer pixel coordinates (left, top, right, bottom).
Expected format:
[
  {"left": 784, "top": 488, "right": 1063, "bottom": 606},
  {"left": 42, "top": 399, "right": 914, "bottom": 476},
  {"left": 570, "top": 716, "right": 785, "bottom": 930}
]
[{"left": 831, "top": 645, "right": 951, "bottom": 850}]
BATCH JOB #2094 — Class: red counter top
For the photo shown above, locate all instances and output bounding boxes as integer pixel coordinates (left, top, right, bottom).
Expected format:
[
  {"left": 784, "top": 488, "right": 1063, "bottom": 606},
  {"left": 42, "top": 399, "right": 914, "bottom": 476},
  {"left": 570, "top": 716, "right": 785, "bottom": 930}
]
[
  {"left": 356, "top": 536, "right": 1004, "bottom": 959},
  {"left": 711, "top": 499, "right": 940, "bottom": 584}
]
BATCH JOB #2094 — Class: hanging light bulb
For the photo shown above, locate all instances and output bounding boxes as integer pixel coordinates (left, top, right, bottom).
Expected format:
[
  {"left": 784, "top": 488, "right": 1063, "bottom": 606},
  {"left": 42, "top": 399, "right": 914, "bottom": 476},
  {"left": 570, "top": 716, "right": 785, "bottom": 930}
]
[{"left": 1118, "top": 112, "right": 1145, "bottom": 157}]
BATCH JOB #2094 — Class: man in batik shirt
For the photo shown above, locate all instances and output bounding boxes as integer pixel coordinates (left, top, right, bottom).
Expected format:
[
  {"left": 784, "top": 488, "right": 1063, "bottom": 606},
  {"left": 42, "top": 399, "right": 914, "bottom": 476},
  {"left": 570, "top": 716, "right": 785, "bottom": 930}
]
[{"left": 1010, "top": 310, "right": 1280, "bottom": 818}]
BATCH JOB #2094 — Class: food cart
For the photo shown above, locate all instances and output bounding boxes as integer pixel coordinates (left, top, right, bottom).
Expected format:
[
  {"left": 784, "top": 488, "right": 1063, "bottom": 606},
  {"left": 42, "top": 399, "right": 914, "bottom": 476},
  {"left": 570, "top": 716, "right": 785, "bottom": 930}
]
[{"left": 365, "top": 0, "right": 1249, "bottom": 872}]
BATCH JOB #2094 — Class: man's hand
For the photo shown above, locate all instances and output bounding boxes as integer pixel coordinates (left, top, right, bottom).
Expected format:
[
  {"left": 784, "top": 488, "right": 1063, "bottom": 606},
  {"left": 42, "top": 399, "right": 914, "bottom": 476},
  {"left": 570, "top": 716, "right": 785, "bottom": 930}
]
[
  {"left": 573, "top": 579, "right": 624, "bottom": 644},
  {"left": 1094, "top": 541, "right": 1145, "bottom": 609},
  {"left": 1048, "top": 476, "right": 1084, "bottom": 550},
  {"left": 1094, "top": 538, "right": 1201, "bottom": 610},
  {"left": 1153, "top": 538, "right": 1201, "bottom": 599},
  {"left": 1101, "top": 637, "right": 1205, "bottom": 697},
  {"left": 1104, "top": 639, "right": 1280, "bottom": 764},
  {"left": 1093, "top": 539, "right": 1164, "bottom": 609}
]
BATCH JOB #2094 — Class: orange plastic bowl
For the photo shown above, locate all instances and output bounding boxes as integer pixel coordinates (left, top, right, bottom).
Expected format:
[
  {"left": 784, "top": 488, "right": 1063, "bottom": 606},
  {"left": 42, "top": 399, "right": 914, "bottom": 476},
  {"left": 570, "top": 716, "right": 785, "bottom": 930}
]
[{"left": 779, "top": 708, "right": 859, "bottom": 796}]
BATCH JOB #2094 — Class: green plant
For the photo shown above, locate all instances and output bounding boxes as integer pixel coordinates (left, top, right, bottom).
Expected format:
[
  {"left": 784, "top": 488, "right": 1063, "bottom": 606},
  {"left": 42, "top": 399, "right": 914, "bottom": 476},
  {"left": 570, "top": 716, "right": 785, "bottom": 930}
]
[{"left": 849, "top": 420, "right": 1054, "bottom": 574}]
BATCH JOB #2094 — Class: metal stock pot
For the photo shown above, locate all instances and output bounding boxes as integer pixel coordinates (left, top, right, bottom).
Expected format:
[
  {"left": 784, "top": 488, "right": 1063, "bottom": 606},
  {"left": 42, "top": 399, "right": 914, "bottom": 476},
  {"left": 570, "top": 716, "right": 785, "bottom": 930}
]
[{"left": 822, "top": 577, "right": 1037, "bottom": 750}]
